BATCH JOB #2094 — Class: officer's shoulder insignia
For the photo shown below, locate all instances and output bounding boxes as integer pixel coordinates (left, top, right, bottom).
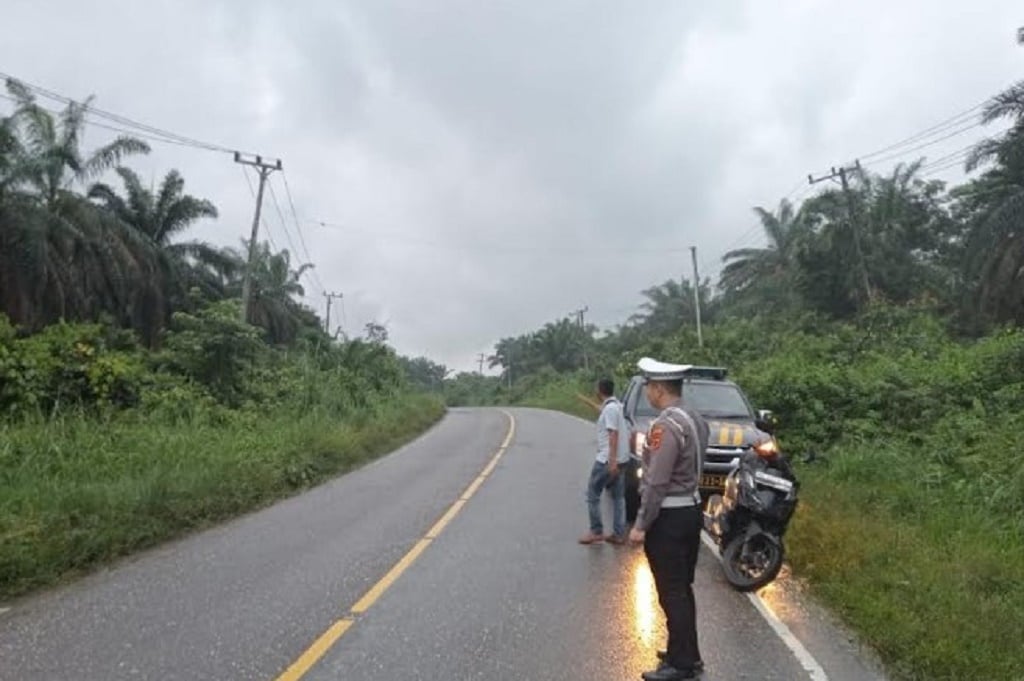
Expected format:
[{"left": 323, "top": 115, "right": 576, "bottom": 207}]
[{"left": 648, "top": 424, "right": 664, "bottom": 451}]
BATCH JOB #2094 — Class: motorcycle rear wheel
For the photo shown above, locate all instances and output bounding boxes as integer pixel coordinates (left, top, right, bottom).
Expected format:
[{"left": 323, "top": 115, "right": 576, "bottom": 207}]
[{"left": 721, "top": 533, "right": 784, "bottom": 592}]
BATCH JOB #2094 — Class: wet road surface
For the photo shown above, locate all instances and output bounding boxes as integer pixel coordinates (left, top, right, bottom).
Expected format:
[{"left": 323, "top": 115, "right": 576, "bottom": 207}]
[{"left": 0, "top": 407, "right": 887, "bottom": 680}]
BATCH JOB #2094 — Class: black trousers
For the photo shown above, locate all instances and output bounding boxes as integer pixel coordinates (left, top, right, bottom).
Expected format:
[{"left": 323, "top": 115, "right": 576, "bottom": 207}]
[{"left": 644, "top": 505, "right": 702, "bottom": 670}]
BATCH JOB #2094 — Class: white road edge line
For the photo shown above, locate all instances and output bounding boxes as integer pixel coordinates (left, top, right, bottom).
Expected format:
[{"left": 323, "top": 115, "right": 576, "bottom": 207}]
[{"left": 700, "top": 532, "right": 829, "bottom": 681}]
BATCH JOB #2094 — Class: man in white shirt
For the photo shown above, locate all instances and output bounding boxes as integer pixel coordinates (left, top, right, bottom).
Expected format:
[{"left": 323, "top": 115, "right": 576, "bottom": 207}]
[{"left": 579, "top": 377, "right": 631, "bottom": 545}]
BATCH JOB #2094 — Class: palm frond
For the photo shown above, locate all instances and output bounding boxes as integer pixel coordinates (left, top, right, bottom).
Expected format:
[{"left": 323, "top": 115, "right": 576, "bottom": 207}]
[
  {"left": 966, "top": 138, "right": 1007, "bottom": 173},
  {"left": 80, "top": 136, "right": 150, "bottom": 181},
  {"left": 154, "top": 170, "right": 184, "bottom": 219},
  {"left": 981, "top": 81, "right": 1024, "bottom": 125},
  {"left": 87, "top": 181, "right": 131, "bottom": 223},
  {"left": 158, "top": 195, "right": 218, "bottom": 243},
  {"left": 722, "top": 246, "right": 769, "bottom": 262}
]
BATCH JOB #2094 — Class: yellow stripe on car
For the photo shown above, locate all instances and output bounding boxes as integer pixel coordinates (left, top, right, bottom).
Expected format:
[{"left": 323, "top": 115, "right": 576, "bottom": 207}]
[{"left": 716, "top": 424, "right": 731, "bottom": 445}]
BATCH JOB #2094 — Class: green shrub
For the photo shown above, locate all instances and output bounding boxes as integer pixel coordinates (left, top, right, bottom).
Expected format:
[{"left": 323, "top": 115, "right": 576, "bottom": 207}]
[{"left": 0, "top": 316, "right": 146, "bottom": 415}]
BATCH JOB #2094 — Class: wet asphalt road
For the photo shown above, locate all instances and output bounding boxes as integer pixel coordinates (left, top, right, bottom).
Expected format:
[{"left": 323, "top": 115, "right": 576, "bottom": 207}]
[{"left": 0, "top": 407, "right": 887, "bottom": 681}]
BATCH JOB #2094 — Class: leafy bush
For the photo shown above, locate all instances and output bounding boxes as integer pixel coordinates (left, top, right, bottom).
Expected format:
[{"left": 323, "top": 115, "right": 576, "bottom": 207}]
[
  {"left": 155, "top": 301, "right": 265, "bottom": 407},
  {"left": 0, "top": 316, "right": 146, "bottom": 415}
]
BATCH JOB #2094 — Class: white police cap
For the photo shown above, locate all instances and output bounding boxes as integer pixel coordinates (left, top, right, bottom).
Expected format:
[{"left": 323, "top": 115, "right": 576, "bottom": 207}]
[{"left": 637, "top": 356, "right": 693, "bottom": 380}]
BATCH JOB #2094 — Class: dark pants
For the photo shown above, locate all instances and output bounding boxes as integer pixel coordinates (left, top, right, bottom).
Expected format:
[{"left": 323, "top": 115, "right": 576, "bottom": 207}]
[{"left": 644, "top": 505, "right": 702, "bottom": 671}]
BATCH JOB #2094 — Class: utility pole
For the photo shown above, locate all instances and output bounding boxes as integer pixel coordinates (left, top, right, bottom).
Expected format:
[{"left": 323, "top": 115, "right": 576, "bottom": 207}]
[
  {"left": 808, "top": 162, "right": 872, "bottom": 304},
  {"left": 477, "top": 353, "right": 486, "bottom": 375},
  {"left": 323, "top": 291, "right": 343, "bottom": 335},
  {"left": 235, "top": 152, "right": 283, "bottom": 322},
  {"left": 571, "top": 305, "right": 588, "bottom": 329},
  {"left": 690, "top": 246, "right": 704, "bottom": 349},
  {"left": 572, "top": 306, "right": 590, "bottom": 371}
]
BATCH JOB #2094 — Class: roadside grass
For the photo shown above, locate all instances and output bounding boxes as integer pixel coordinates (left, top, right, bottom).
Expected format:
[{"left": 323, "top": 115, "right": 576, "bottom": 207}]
[
  {"left": 517, "top": 377, "right": 600, "bottom": 421},
  {"left": 0, "top": 395, "right": 445, "bottom": 601},
  {"left": 788, "top": 456, "right": 1024, "bottom": 681}
]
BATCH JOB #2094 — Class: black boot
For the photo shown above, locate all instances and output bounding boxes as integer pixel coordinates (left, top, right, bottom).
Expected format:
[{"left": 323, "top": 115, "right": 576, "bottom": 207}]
[
  {"left": 641, "top": 664, "right": 697, "bottom": 681},
  {"left": 656, "top": 650, "right": 703, "bottom": 672}
]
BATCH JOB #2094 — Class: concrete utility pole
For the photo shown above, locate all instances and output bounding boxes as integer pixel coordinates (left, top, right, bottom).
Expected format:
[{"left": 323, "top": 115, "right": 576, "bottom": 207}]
[
  {"left": 690, "top": 246, "right": 704, "bottom": 349},
  {"left": 235, "top": 152, "right": 282, "bottom": 323},
  {"left": 570, "top": 305, "right": 588, "bottom": 329},
  {"left": 808, "top": 161, "right": 872, "bottom": 304},
  {"left": 323, "top": 292, "right": 343, "bottom": 335},
  {"left": 477, "top": 353, "right": 486, "bottom": 375},
  {"left": 572, "top": 306, "right": 590, "bottom": 371}
]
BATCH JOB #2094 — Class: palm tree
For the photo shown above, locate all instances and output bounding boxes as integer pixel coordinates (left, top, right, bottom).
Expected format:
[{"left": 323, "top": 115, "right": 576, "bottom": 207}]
[
  {"left": 0, "top": 78, "right": 154, "bottom": 334},
  {"left": 529, "top": 318, "right": 588, "bottom": 373},
  {"left": 794, "top": 163, "right": 955, "bottom": 318},
  {"left": 88, "top": 167, "right": 233, "bottom": 306},
  {"left": 958, "top": 80, "right": 1024, "bottom": 324},
  {"left": 226, "top": 241, "right": 315, "bottom": 345},
  {"left": 4, "top": 79, "right": 149, "bottom": 212},
  {"left": 720, "top": 198, "right": 806, "bottom": 309},
  {"left": 88, "top": 167, "right": 217, "bottom": 244},
  {"left": 629, "top": 278, "right": 711, "bottom": 334}
]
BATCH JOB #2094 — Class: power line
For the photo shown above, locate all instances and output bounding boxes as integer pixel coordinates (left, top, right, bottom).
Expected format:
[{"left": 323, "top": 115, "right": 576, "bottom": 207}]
[
  {"left": 855, "top": 101, "right": 985, "bottom": 162},
  {"left": 266, "top": 178, "right": 322, "bottom": 297},
  {"left": 919, "top": 128, "right": 1012, "bottom": 174},
  {"left": 279, "top": 171, "right": 323, "bottom": 293},
  {"left": 0, "top": 70, "right": 255, "bottom": 156},
  {"left": 781, "top": 177, "right": 809, "bottom": 202},
  {"left": 919, "top": 146, "right": 974, "bottom": 172},
  {"left": 0, "top": 92, "right": 225, "bottom": 152},
  {"left": 922, "top": 159, "right": 973, "bottom": 177},
  {"left": 859, "top": 120, "right": 984, "bottom": 169}
]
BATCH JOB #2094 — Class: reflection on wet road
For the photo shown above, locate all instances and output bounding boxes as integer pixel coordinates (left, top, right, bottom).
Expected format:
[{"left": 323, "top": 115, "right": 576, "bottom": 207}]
[{"left": 632, "top": 557, "right": 658, "bottom": 648}]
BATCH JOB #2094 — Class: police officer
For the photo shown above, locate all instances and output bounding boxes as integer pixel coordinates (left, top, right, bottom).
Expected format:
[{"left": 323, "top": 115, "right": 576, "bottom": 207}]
[{"left": 629, "top": 358, "right": 710, "bottom": 681}]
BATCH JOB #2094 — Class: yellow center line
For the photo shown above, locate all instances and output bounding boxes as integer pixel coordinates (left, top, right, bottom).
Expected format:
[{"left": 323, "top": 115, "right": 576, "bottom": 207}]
[
  {"left": 271, "top": 410, "right": 516, "bottom": 681},
  {"left": 349, "top": 537, "right": 434, "bottom": 614},
  {"left": 274, "top": 619, "right": 354, "bottom": 681},
  {"left": 425, "top": 499, "right": 467, "bottom": 538}
]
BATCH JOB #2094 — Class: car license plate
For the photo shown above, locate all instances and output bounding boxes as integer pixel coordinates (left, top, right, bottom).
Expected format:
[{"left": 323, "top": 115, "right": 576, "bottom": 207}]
[{"left": 701, "top": 474, "right": 726, "bottom": 488}]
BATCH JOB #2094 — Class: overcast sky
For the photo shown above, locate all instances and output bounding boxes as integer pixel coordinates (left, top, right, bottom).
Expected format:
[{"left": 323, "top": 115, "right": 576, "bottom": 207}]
[{"left": 1, "top": 1, "right": 1021, "bottom": 372}]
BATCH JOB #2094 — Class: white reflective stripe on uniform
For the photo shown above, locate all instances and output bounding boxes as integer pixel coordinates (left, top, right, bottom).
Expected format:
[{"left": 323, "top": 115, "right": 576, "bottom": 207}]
[
  {"left": 663, "top": 406, "right": 703, "bottom": 502},
  {"left": 661, "top": 496, "right": 700, "bottom": 508}
]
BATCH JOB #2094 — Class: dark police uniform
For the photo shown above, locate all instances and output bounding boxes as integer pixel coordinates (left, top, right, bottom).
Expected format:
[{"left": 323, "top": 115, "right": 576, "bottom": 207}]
[{"left": 634, "top": 364, "right": 710, "bottom": 680}]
